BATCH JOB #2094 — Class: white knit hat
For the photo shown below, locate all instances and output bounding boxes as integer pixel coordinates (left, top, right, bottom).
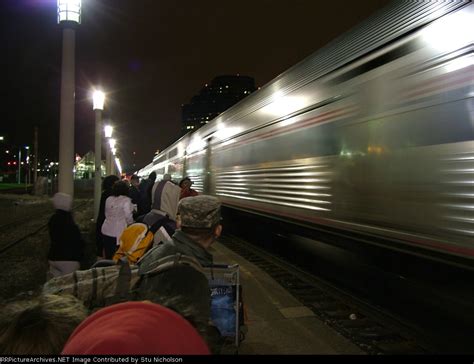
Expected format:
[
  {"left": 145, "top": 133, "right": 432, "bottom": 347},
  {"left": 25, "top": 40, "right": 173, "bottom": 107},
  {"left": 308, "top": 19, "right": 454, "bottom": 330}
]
[{"left": 52, "top": 192, "right": 73, "bottom": 211}]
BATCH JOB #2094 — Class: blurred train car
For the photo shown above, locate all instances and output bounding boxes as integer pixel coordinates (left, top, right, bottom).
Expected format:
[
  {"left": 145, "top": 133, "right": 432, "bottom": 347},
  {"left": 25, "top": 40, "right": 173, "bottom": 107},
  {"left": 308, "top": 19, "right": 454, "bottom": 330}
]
[{"left": 138, "top": 1, "right": 474, "bottom": 265}]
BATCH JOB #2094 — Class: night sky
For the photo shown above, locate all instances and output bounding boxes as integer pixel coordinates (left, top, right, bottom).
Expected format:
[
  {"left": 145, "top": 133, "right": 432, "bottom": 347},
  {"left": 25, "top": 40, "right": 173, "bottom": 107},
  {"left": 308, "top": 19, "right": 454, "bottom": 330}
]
[{"left": 0, "top": 0, "right": 391, "bottom": 172}]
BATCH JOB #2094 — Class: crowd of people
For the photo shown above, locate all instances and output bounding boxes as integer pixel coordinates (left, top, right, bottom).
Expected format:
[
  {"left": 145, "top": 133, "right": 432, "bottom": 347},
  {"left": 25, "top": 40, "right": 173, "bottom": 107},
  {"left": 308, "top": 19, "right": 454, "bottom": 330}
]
[
  {"left": 0, "top": 173, "right": 226, "bottom": 355},
  {"left": 96, "top": 172, "right": 199, "bottom": 260}
]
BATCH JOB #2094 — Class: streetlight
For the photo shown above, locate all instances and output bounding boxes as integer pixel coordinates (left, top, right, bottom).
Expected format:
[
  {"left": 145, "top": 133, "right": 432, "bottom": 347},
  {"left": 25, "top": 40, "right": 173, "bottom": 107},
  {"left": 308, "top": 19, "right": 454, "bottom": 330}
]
[
  {"left": 92, "top": 89, "right": 105, "bottom": 221},
  {"left": 17, "top": 147, "right": 22, "bottom": 185},
  {"left": 108, "top": 138, "right": 116, "bottom": 175},
  {"left": 57, "top": 0, "right": 81, "bottom": 198},
  {"left": 25, "top": 146, "right": 30, "bottom": 186},
  {"left": 104, "top": 124, "right": 113, "bottom": 175},
  {"left": 104, "top": 125, "right": 113, "bottom": 138},
  {"left": 115, "top": 157, "right": 122, "bottom": 175}
]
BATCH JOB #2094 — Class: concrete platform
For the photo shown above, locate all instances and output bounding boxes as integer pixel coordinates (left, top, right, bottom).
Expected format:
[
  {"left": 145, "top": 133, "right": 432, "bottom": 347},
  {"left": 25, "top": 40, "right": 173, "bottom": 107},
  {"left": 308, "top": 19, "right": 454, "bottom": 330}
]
[{"left": 209, "top": 241, "right": 365, "bottom": 355}]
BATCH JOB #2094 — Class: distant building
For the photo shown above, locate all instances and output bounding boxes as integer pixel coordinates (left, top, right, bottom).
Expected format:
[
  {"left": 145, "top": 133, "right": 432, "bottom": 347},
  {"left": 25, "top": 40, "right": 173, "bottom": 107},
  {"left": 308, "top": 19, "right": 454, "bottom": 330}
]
[
  {"left": 74, "top": 151, "right": 105, "bottom": 179},
  {"left": 181, "top": 75, "right": 256, "bottom": 135}
]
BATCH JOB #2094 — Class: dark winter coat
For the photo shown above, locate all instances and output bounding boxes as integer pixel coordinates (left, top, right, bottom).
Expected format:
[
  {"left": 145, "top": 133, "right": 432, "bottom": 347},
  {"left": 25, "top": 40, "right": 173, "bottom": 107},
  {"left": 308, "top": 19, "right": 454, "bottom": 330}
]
[
  {"left": 48, "top": 210, "right": 84, "bottom": 262},
  {"left": 129, "top": 185, "right": 140, "bottom": 205},
  {"left": 138, "top": 178, "right": 155, "bottom": 216}
]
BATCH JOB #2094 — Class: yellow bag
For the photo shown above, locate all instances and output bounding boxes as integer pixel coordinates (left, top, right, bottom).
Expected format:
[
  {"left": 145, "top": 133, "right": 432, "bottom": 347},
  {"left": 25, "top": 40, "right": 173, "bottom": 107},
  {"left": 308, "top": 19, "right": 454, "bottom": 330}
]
[{"left": 113, "top": 223, "right": 154, "bottom": 264}]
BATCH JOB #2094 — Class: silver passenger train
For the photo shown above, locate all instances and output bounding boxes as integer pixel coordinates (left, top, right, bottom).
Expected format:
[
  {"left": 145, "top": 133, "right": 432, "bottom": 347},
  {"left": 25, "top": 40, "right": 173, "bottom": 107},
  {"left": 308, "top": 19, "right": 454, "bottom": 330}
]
[{"left": 139, "top": 1, "right": 474, "bottom": 263}]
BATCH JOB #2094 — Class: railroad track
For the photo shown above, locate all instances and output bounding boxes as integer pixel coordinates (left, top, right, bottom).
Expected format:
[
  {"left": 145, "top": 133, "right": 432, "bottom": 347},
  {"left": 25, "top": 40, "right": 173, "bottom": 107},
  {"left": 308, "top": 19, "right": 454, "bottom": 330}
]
[
  {"left": 220, "top": 234, "right": 431, "bottom": 355},
  {"left": 0, "top": 206, "right": 51, "bottom": 232}
]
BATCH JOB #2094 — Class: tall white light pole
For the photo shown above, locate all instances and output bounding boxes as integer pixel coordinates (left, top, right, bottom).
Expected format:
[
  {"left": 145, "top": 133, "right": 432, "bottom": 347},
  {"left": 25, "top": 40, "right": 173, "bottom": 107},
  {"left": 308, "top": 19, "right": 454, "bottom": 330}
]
[
  {"left": 57, "top": 0, "right": 81, "bottom": 197},
  {"left": 108, "top": 138, "right": 116, "bottom": 176},
  {"left": 104, "top": 124, "right": 113, "bottom": 175},
  {"left": 25, "top": 146, "right": 30, "bottom": 185},
  {"left": 115, "top": 157, "right": 123, "bottom": 175},
  {"left": 93, "top": 89, "right": 105, "bottom": 221},
  {"left": 17, "top": 147, "right": 22, "bottom": 185}
]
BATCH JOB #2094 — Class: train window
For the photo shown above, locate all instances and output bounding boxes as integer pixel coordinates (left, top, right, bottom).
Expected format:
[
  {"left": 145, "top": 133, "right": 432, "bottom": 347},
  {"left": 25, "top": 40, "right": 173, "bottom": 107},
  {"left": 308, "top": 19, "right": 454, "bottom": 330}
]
[
  {"left": 153, "top": 154, "right": 167, "bottom": 165},
  {"left": 330, "top": 41, "right": 417, "bottom": 84},
  {"left": 168, "top": 148, "right": 178, "bottom": 158}
]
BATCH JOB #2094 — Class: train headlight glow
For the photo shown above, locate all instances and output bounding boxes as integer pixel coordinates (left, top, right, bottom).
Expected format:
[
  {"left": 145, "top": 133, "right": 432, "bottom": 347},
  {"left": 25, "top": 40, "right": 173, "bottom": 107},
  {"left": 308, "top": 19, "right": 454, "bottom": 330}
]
[{"left": 422, "top": 10, "right": 473, "bottom": 53}]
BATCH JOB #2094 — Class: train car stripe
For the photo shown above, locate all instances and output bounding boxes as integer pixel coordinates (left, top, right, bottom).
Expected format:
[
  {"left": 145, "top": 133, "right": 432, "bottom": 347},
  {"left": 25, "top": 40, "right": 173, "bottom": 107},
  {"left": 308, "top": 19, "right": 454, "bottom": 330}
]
[{"left": 216, "top": 105, "right": 358, "bottom": 152}]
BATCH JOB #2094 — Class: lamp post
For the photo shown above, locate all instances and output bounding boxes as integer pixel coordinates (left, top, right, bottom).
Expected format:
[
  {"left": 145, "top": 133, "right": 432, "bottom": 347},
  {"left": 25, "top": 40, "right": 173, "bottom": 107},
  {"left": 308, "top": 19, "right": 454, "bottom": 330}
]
[
  {"left": 115, "top": 157, "right": 122, "bottom": 176},
  {"left": 108, "top": 138, "right": 116, "bottom": 176},
  {"left": 33, "top": 127, "right": 38, "bottom": 185},
  {"left": 17, "top": 147, "right": 22, "bottom": 185},
  {"left": 93, "top": 89, "right": 105, "bottom": 221},
  {"left": 57, "top": 0, "right": 81, "bottom": 197},
  {"left": 25, "top": 146, "right": 30, "bottom": 186},
  {"left": 104, "top": 124, "right": 113, "bottom": 175}
]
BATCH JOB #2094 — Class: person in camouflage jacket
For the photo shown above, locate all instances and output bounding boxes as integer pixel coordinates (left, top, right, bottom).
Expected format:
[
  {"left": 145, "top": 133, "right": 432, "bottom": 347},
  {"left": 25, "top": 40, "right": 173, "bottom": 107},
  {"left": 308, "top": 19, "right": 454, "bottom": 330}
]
[
  {"left": 140, "top": 195, "right": 222, "bottom": 268},
  {"left": 137, "top": 195, "right": 223, "bottom": 326}
]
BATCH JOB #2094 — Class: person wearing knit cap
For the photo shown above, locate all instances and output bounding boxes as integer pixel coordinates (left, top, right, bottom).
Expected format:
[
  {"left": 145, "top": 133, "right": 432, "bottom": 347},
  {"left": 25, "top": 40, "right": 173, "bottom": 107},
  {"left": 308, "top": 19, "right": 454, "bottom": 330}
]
[
  {"left": 52, "top": 192, "right": 72, "bottom": 211},
  {"left": 61, "top": 301, "right": 210, "bottom": 355},
  {"left": 47, "top": 193, "right": 84, "bottom": 279}
]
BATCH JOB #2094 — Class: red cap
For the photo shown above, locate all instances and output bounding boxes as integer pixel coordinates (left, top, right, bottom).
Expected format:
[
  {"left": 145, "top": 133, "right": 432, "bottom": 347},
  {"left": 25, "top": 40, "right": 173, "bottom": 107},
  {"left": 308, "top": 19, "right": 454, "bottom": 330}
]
[{"left": 62, "top": 301, "right": 210, "bottom": 355}]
